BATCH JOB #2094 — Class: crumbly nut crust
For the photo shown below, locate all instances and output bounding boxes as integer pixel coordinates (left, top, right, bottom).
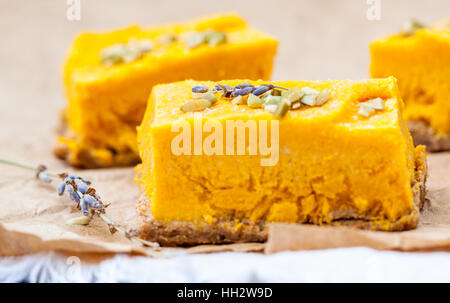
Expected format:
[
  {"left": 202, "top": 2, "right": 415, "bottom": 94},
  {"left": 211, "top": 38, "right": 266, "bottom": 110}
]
[{"left": 408, "top": 120, "right": 450, "bottom": 152}]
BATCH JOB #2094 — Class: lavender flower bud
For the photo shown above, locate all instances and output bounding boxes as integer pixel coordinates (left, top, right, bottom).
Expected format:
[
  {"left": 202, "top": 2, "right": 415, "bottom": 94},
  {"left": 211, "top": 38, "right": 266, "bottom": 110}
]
[
  {"left": 80, "top": 198, "right": 90, "bottom": 217},
  {"left": 252, "top": 85, "right": 272, "bottom": 96},
  {"left": 235, "top": 83, "right": 254, "bottom": 90},
  {"left": 84, "top": 194, "right": 102, "bottom": 209},
  {"left": 191, "top": 85, "right": 209, "bottom": 93},
  {"left": 232, "top": 87, "right": 253, "bottom": 97},
  {"left": 38, "top": 172, "right": 52, "bottom": 183},
  {"left": 66, "top": 184, "right": 80, "bottom": 203},
  {"left": 75, "top": 179, "right": 88, "bottom": 194},
  {"left": 57, "top": 182, "right": 66, "bottom": 196}
]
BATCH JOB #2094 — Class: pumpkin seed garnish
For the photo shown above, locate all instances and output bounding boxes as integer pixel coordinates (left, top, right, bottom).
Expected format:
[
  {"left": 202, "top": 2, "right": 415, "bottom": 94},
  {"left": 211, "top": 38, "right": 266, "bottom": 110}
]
[
  {"left": 232, "top": 95, "right": 244, "bottom": 105},
  {"left": 300, "top": 94, "right": 318, "bottom": 106},
  {"left": 158, "top": 33, "right": 177, "bottom": 44},
  {"left": 185, "top": 30, "right": 227, "bottom": 49},
  {"left": 181, "top": 99, "right": 213, "bottom": 112},
  {"left": 101, "top": 38, "right": 153, "bottom": 66},
  {"left": 357, "top": 97, "right": 385, "bottom": 117},
  {"left": 402, "top": 19, "right": 426, "bottom": 36},
  {"left": 204, "top": 30, "right": 227, "bottom": 46},
  {"left": 283, "top": 87, "right": 303, "bottom": 102},
  {"left": 367, "top": 97, "right": 385, "bottom": 110},
  {"left": 298, "top": 87, "right": 331, "bottom": 106},
  {"left": 247, "top": 94, "right": 264, "bottom": 108},
  {"left": 274, "top": 100, "right": 290, "bottom": 118},
  {"left": 189, "top": 82, "right": 332, "bottom": 118},
  {"left": 185, "top": 31, "right": 205, "bottom": 48},
  {"left": 316, "top": 89, "right": 331, "bottom": 105},
  {"left": 264, "top": 95, "right": 282, "bottom": 106},
  {"left": 264, "top": 104, "right": 278, "bottom": 113}
]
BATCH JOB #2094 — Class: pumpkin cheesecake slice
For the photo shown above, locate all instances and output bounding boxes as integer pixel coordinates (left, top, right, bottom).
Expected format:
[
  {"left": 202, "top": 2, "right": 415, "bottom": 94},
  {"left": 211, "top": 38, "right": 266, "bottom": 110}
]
[
  {"left": 370, "top": 20, "right": 450, "bottom": 151},
  {"left": 55, "top": 14, "right": 278, "bottom": 168},
  {"left": 136, "top": 77, "right": 427, "bottom": 246}
]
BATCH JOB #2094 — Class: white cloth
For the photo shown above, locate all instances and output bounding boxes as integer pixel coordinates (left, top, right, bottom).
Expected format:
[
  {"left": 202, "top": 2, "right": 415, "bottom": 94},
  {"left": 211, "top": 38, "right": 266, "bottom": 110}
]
[{"left": 1, "top": 247, "right": 450, "bottom": 282}]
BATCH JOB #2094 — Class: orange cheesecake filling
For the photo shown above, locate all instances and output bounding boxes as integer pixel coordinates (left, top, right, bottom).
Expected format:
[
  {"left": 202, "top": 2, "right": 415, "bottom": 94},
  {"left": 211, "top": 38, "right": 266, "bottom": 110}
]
[
  {"left": 60, "top": 14, "right": 278, "bottom": 167},
  {"left": 137, "top": 77, "right": 424, "bottom": 230}
]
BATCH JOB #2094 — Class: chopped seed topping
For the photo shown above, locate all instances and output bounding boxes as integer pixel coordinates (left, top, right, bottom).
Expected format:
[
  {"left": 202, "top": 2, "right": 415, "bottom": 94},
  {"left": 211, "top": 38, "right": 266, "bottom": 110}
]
[
  {"left": 189, "top": 83, "right": 332, "bottom": 118},
  {"left": 158, "top": 34, "right": 177, "bottom": 44},
  {"left": 367, "top": 97, "right": 385, "bottom": 110},
  {"left": 402, "top": 19, "right": 426, "bottom": 36},
  {"left": 185, "top": 31, "right": 205, "bottom": 48},
  {"left": 300, "top": 93, "right": 318, "bottom": 106},
  {"left": 204, "top": 30, "right": 227, "bottom": 46},
  {"left": 247, "top": 94, "right": 264, "bottom": 108},
  {"left": 101, "top": 38, "right": 153, "bottom": 66},
  {"left": 274, "top": 100, "right": 290, "bottom": 118},
  {"left": 231, "top": 95, "right": 244, "bottom": 105},
  {"left": 185, "top": 30, "right": 227, "bottom": 49},
  {"left": 316, "top": 89, "right": 331, "bottom": 105},
  {"left": 181, "top": 99, "right": 213, "bottom": 112},
  {"left": 301, "top": 87, "right": 320, "bottom": 95},
  {"left": 264, "top": 95, "right": 282, "bottom": 106},
  {"left": 264, "top": 104, "right": 278, "bottom": 113},
  {"left": 283, "top": 87, "right": 303, "bottom": 103},
  {"left": 298, "top": 87, "right": 331, "bottom": 106},
  {"left": 358, "top": 103, "right": 376, "bottom": 117},
  {"left": 358, "top": 97, "right": 385, "bottom": 117}
]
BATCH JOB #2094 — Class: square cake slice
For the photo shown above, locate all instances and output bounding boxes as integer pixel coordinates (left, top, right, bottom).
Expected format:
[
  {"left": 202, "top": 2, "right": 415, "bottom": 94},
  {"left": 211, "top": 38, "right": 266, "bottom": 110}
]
[
  {"left": 56, "top": 14, "right": 278, "bottom": 168},
  {"left": 370, "top": 20, "right": 450, "bottom": 151},
  {"left": 136, "top": 77, "right": 427, "bottom": 245}
]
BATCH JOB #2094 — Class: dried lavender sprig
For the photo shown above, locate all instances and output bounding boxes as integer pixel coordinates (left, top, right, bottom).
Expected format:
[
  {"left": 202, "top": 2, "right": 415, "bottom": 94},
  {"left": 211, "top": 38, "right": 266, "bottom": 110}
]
[
  {"left": 97, "top": 212, "right": 159, "bottom": 249},
  {"left": 0, "top": 158, "right": 58, "bottom": 177},
  {"left": 0, "top": 157, "right": 160, "bottom": 250}
]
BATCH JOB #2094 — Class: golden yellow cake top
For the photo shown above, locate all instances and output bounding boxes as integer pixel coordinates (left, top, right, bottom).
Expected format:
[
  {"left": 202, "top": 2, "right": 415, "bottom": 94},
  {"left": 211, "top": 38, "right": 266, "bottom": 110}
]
[
  {"left": 64, "top": 13, "right": 278, "bottom": 83},
  {"left": 145, "top": 77, "right": 403, "bottom": 130}
]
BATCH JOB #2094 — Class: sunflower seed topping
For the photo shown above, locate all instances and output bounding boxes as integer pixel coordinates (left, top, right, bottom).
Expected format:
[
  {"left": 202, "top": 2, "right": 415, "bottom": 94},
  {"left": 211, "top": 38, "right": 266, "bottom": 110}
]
[{"left": 67, "top": 216, "right": 91, "bottom": 226}]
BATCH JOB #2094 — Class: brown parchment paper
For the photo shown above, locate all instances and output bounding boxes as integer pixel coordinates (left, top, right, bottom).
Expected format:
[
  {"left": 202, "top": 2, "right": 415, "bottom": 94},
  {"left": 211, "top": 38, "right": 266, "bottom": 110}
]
[
  {"left": 1, "top": 0, "right": 450, "bottom": 258},
  {"left": 0, "top": 153, "right": 449, "bottom": 257}
]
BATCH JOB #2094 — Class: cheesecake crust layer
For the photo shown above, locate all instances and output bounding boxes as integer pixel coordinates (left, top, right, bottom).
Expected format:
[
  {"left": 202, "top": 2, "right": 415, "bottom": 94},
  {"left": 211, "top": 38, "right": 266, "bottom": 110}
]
[{"left": 408, "top": 120, "right": 450, "bottom": 152}]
